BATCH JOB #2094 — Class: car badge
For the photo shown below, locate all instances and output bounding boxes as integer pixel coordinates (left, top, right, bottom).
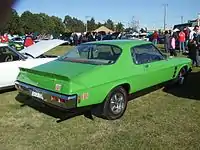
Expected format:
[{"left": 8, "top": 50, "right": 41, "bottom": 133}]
[{"left": 55, "top": 84, "right": 62, "bottom": 91}]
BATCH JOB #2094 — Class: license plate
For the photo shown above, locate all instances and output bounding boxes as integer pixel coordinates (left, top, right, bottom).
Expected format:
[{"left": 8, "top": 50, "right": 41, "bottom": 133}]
[{"left": 31, "top": 91, "right": 44, "bottom": 100}]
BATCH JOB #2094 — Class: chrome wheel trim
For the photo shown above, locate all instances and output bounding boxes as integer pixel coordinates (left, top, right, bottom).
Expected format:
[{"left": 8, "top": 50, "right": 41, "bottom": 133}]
[{"left": 110, "top": 92, "right": 125, "bottom": 115}]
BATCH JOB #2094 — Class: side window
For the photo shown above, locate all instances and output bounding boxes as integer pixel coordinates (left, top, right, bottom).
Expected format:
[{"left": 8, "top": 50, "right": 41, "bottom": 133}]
[
  {"left": 94, "top": 45, "right": 113, "bottom": 58},
  {"left": 0, "top": 46, "right": 20, "bottom": 63},
  {"left": 131, "top": 44, "right": 164, "bottom": 64}
]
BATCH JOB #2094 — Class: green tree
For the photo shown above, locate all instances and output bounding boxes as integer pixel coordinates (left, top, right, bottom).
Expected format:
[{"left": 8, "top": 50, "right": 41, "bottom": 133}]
[
  {"left": 21, "top": 11, "right": 35, "bottom": 33},
  {"left": 87, "top": 17, "right": 96, "bottom": 31},
  {"left": 38, "top": 13, "right": 55, "bottom": 34},
  {"left": 115, "top": 22, "right": 124, "bottom": 32},
  {"left": 96, "top": 22, "right": 103, "bottom": 28},
  {"left": 64, "top": 15, "right": 74, "bottom": 32},
  {"left": 51, "top": 16, "right": 65, "bottom": 34},
  {"left": 105, "top": 19, "right": 114, "bottom": 30},
  {"left": 2, "top": 9, "right": 22, "bottom": 34},
  {"left": 72, "top": 17, "right": 85, "bottom": 32},
  {"left": 64, "top": 15, "right": 85, "bottom": 32}
]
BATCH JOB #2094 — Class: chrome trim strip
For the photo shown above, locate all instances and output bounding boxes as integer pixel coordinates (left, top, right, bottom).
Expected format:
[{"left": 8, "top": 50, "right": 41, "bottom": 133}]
[{"left": 15, "top": 81, "right": 77, "bottom": 109}]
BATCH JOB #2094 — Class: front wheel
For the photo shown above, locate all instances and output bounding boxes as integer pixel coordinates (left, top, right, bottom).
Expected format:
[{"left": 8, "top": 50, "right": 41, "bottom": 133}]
[
  {"left": 176, "top": 67, "right": 188, "bottom": 86},
  {"left": 97, "top": 86, "right": 128, "bottom": 120}
]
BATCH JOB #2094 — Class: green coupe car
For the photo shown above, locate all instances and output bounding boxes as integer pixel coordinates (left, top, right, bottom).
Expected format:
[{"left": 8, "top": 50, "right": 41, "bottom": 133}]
[{"left": 15, "top": 40, "right": 192, "bottom": 120}]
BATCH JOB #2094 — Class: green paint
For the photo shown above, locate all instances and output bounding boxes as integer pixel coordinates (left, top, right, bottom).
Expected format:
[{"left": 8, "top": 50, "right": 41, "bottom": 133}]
[{"left": 16, "top": 40, "right": 192, "bottom": 108}]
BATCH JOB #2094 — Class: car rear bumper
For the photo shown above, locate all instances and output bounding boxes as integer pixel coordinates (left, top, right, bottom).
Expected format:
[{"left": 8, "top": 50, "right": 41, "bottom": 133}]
[{"left": 15, "top": 81, "right": 77, "bottom": 110}]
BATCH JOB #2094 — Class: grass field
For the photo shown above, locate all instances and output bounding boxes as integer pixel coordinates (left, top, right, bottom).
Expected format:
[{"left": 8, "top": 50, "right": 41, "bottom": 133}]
[{"left": 1, "top": 45, "right": 200, "bottom": 150}]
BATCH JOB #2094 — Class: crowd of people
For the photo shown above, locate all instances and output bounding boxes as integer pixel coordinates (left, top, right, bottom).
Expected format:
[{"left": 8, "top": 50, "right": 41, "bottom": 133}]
[
  {"left": 152, "top": 25, "right": 200, "bottom": 67},
  {"left": 69, "top": 32, "right": 110, "bottom": 46},
  {"left": 0, "top": 33, "right": 55, "bottom": 48},
  {"left": 1, "top": 25, "right": 200, "bottom": 67}
]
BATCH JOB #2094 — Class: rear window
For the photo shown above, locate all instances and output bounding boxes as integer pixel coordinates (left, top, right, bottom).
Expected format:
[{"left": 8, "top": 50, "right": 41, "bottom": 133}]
[{"left": 59, "top": 44, "right": 122, "bottom": 65}]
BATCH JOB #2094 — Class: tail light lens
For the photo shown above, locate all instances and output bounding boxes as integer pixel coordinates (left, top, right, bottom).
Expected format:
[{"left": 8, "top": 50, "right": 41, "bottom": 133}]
[
  {"left": 51, "top": 96, "right": 66, "bottom": 103},
  {"left": 50, "top": 95, "right": 76, "bottom": 103}
]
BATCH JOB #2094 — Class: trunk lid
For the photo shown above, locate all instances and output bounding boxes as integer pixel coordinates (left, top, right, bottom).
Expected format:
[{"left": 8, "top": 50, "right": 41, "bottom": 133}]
[
  {"left": 20, "top": 39, "right": 66, "bottom": 58},
  {"left": 17, "top": 60, "right": 97, "bottom": 93}
]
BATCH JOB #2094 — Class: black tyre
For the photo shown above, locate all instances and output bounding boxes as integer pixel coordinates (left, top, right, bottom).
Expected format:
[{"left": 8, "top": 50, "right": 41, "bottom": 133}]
[
  {"left": 176, "top": 67, "right": 187, "bottom": 86},
  {"left": 99, "top": 86, "right": 128, "bottom": 120}
]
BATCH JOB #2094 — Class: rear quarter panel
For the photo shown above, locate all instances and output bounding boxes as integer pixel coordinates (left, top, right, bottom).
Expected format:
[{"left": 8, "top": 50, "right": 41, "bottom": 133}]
[{"left": 167, "top": 57, "right": 192, "bottom": 77}]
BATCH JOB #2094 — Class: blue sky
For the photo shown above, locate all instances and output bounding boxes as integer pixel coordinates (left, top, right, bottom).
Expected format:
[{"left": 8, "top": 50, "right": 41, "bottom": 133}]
[{"left": 14, "top": 0, "right": 200, "bottom": 29}]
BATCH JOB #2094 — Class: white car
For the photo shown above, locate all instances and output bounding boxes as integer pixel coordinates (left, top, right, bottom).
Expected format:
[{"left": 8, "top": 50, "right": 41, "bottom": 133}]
[{"left": 0, "top": 39, "right": 66, "bottom": 90}]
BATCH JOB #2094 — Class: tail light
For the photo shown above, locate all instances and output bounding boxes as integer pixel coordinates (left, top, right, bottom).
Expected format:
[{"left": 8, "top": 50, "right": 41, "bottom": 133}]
[{"left": 51, "top": 96, "right": 66, "bottom": 103}]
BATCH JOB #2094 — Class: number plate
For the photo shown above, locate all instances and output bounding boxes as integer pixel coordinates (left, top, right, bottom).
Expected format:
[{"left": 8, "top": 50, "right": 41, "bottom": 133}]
[{"left": 31, "top": 91, "right": 44, "bottom": 100}]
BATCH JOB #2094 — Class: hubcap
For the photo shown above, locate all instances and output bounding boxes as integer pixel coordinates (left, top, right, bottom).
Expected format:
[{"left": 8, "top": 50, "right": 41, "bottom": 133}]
[{"left": 110, "top": 93, "right": 125, "bottom": 115}]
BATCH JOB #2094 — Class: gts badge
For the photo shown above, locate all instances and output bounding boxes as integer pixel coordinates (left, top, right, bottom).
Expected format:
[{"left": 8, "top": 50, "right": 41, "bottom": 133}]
[{"left": 55, "top": 84, "right": 62, "bottom": 91}]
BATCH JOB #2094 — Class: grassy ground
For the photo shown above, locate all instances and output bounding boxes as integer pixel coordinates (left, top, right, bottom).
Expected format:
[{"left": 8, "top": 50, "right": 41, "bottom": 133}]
[{"left": 1, "top": 45, "right": 200, "bottom": 150}]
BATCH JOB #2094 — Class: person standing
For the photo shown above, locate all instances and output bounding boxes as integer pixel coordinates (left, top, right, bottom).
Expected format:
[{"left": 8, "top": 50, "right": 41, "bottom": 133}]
[
  {"left": 188, "top": 37, "right": 199, "bottom": 67},
  {"left": 183, "top": 27, "right": 190, "bottom": 50},
  {"left": 169, "top": 33, "right": 177, "bottom": 57},
  {"left": 178, "top": 29, "right": 186, "bottom": 53},
  {"left": 164, "top": 31, "right": 170, "bottom": 53},
  {"left": 73, "top": 33, "right": 78, "bottom": 46},
  {"left": 24, "top": 34, "right": 34, "bottom": 47},
  {"left": 152, "top": 30, "right": 159, "bottom": 46},
  {"left": 188, "top": 25, "right": 199, "bottom": 66},
  {"left": 79, "top": 33, "right": 83, "bottom": 44},
  {"left": 189, "top": 25, "right": 199, "bottom": 40}
]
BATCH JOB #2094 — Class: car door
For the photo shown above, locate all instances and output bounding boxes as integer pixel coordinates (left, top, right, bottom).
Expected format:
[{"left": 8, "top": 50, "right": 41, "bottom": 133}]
[
  {"left": 132, "top": 44, "right": 175, "bottom": 88},
  {"left": 0, "top": 46, "right": 25, "bottom": 88},
  {"left": 129, "top": 48, "right": 150, "bottom": 92}
]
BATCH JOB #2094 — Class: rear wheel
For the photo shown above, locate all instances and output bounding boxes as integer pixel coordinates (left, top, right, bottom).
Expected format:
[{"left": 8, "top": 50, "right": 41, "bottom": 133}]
[{"left": 96, "top": 86, "right": 128, "bottom": 120}]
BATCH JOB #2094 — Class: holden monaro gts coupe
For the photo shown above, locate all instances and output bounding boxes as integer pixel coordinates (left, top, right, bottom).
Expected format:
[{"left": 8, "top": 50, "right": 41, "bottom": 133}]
[{"left": 15, "top": 40, "right": 192, "bottom": 120}]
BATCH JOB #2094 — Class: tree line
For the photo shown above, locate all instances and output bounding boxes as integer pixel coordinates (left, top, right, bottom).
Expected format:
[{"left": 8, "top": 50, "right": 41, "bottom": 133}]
[{"left": 0, "top": 9, "right": 125, "bottom": 36}]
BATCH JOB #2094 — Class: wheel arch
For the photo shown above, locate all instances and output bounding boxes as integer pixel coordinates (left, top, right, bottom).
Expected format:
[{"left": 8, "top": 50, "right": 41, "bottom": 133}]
[
  {"left": 101, "top": 82, "right": 131, "bottom": 104},
  {"left": 175, "top": 64, "right": 190, "bottom": 77}
]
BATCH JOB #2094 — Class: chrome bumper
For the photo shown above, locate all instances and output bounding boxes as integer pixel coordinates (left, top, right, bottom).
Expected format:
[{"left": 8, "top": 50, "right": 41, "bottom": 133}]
[{"left": 15, "top": 81, "right": 77, "bottom": 110}]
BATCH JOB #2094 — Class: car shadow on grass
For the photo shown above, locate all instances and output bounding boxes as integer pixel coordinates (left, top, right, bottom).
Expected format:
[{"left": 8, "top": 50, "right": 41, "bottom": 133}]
[
  {"left": 14, "top": 70, "right": 200, "bottom": 122},
  {"left": 163, "top": 70, "right": 200, "bottom": 100},
  {"left": 127, "top": 85, "right": 163, "bottom": 101},
  {"left": 15, "top": 94, "right": 94, "bottom": 123}
]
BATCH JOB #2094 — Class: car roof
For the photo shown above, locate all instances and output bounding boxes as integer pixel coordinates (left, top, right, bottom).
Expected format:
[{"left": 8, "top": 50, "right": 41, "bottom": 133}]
[{"left": 84, "top": 39, "right": 151, "bottom": 49}]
